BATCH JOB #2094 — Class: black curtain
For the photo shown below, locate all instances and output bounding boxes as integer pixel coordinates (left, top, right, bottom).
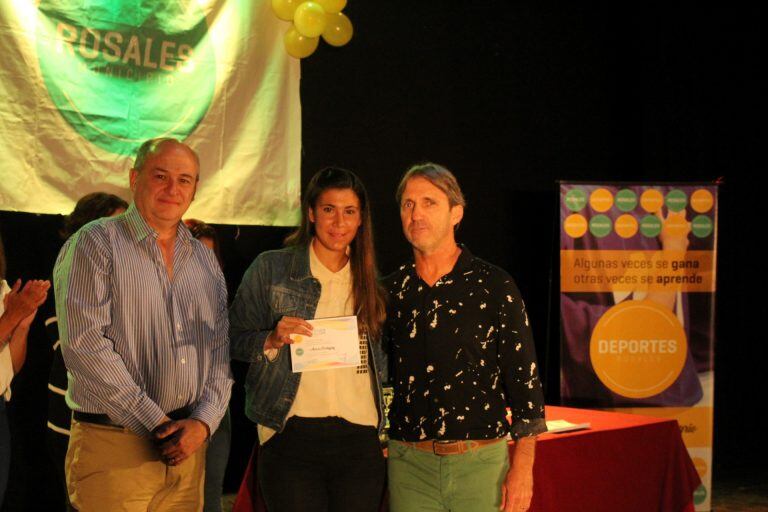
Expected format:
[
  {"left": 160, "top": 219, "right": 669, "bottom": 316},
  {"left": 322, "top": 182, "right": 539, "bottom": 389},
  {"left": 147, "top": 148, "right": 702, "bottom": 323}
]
[{"left": 1, "top": 3, "right": 762, "bottom": 510}]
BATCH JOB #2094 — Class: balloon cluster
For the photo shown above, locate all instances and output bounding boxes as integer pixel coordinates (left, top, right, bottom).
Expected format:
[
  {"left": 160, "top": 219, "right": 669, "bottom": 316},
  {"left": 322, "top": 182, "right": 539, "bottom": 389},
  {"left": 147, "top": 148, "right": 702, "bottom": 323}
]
[{"left": 272, "top": 0, "right": 354, "bottom": 59}]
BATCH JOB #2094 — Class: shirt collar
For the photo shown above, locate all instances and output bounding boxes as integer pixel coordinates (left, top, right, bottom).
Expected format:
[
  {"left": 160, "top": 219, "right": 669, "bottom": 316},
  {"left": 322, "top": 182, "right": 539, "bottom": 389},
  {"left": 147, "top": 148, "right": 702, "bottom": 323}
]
[
  {"left": 123, "top": 203, "right": 192, "bottom": 245},
  {"left": 309, "top": 239, "right": 351, "bottom": 282},
  {"left": 405, "top": 243, "right": 473, "bottom": 280},
  {"left": 452, "top": 244, "right": 473, "bottom": 274}
]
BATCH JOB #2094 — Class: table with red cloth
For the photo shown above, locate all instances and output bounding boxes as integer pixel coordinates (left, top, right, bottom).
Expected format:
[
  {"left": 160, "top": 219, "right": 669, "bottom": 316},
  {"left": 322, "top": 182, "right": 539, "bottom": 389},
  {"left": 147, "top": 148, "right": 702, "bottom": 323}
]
[{"left": 232, "top": 405, "right": 701, "bottom": 512}]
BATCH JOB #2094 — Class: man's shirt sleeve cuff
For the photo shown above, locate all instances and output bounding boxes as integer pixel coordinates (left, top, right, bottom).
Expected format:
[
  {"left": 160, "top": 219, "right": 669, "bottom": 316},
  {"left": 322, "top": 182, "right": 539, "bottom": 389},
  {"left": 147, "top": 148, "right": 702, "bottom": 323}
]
[
  {"left": 107, "top": 398, "right": 168, "bottom": 437},
  {"left": 510, "top": 417, "right": 548, "bottom": 439},
  {"left": 190, "top": 403, "right": 222, "bottom": 437}
]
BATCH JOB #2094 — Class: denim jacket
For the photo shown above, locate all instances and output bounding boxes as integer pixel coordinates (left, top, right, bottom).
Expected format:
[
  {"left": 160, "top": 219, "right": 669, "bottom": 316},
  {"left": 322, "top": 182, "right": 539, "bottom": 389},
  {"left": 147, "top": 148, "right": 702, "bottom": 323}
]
[{"left": 229, "top": 245, "right": 387, "bottom": 433}]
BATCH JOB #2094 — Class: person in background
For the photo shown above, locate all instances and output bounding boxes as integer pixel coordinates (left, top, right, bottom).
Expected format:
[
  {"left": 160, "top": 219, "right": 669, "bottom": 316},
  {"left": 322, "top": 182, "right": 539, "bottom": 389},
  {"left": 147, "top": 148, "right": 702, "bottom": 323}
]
[
  {"left": 185, "top": 219, "right": 223, "bottom": 267},
  {"left": 230, "top": 167, "right": 388, "bottom": 512},
  {"left": 43, "top": 192, "right": 128, "bottom": 511},
  {"left": 184, "top": 218, "right": 232, "bottom": 512},
  {"left": 0, "top": 233, "right": 50, "bottom": 506}
]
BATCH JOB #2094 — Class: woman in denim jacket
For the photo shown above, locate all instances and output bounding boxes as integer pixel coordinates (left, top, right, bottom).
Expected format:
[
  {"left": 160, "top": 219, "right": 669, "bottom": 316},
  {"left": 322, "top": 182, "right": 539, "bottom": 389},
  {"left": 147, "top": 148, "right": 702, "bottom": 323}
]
[{"left": 230, "top": 167, "right": 387, "bottom": 512}]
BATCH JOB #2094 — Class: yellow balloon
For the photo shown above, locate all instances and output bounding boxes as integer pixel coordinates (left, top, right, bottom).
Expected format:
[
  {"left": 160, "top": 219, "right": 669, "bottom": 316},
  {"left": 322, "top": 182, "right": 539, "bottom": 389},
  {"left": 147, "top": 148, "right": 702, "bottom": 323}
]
[
  {"left": 284, "top": 26, "right": 319, "bottom": 59},
  {"left": 315, "top": 0, "right": 346, "bottom": 14},
  {"left": 321, "top": 12, "right": 353, "bottom": 47},
  {"left": 272, "top": 0, "right": 301, "bottom": 21},
  {"left": 294, "top": 1, "right": 327, "bottom": 38}
]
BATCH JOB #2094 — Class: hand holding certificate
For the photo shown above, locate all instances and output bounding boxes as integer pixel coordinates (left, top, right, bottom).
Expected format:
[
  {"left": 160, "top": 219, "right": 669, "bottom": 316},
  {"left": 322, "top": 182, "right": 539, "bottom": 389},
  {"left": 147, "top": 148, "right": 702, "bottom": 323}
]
[
  {"left": 264, "top": 316, "right": 313, "bottom": 350},
  {"left": 290, "top": 315, "right": 361, "bottom": 372}
]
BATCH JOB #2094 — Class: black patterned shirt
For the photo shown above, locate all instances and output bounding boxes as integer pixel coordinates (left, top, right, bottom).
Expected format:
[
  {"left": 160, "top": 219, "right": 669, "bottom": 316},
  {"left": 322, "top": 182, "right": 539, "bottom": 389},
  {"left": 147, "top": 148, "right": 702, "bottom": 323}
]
[{"left": 384, "top": 247, "right": 546, "bottom": 441}]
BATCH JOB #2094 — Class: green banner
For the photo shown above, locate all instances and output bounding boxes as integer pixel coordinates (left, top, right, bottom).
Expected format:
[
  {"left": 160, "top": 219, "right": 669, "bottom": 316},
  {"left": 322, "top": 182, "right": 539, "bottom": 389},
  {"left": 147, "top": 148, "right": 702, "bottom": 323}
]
[{"left": 0, "top": 0, "right": 301, "bottom": 225}]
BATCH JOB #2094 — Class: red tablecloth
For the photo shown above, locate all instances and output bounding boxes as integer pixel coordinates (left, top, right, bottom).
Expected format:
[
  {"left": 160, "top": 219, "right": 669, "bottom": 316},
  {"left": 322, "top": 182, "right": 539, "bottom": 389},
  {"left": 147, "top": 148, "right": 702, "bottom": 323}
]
[
  {"left": 526, "top": 406, "right": 700, "bottom": 512},
  {"left": 233, "top": 406, "right": 700, "bottom": 512}
]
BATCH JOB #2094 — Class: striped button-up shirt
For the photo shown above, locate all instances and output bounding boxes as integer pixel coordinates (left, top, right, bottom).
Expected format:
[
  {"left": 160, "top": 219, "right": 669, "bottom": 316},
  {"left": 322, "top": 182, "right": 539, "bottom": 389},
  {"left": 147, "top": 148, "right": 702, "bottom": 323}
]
[{"left": 54, "top": 204, "right": 232, "bottom": 437}]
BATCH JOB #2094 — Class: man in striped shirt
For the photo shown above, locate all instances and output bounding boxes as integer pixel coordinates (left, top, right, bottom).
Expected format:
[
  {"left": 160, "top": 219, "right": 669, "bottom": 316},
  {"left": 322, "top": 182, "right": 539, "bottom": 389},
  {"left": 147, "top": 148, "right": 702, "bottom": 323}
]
[{"left": 54, "top": 138, "right": 233, "bottom": 512}]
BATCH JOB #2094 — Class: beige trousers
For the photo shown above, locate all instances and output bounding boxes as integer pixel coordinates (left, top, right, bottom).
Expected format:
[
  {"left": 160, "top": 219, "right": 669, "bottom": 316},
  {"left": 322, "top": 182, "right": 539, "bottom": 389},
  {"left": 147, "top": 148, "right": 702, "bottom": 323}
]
[{"left": 66, "top": 419, "right": 205, "bottom": 512}]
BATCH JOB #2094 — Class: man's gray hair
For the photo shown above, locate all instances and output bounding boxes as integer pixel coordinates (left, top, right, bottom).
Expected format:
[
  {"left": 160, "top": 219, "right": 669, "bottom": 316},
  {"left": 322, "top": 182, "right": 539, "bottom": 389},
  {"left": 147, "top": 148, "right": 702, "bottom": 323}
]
[
  {"left": 396, "top": 162, "right": 467, "bottom": 209},
  {"left": 133, "top": 138, "right": 199, "bottom": 172}
]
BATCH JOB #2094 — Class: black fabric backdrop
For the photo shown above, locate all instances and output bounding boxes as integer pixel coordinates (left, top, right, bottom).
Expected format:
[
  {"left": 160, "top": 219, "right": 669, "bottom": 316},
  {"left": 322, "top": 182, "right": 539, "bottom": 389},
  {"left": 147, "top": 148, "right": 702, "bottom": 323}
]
[{"left": 0, "top": 4, "right": 762, "bottom": 510}]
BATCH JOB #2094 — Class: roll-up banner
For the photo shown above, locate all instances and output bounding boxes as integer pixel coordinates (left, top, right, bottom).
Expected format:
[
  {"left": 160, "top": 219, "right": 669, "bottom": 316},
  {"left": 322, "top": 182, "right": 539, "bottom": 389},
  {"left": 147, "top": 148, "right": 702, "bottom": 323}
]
[{"left": 559, "top": 182, "right": 717, "bottom": 511}]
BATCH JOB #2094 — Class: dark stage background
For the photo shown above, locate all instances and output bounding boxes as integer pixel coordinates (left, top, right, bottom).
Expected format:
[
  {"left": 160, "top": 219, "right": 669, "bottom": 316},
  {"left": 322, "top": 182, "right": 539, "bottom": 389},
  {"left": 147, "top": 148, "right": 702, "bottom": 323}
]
[{"left": 0, "top": 4, "right": 762, "bottom": 510}]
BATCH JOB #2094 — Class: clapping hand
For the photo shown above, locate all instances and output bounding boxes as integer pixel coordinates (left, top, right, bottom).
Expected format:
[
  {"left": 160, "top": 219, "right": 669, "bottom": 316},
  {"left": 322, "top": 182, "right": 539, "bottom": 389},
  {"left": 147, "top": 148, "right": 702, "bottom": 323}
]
[{"left": 3, "top": 279, "right": 50, "bottom": 325}]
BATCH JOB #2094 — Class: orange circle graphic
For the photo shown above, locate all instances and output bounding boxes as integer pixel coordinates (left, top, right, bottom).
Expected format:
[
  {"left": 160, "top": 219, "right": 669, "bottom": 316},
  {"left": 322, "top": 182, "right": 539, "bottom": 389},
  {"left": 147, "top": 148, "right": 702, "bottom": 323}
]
[
  {"left": 564, "top": 214, "right": 588, "bottom": 238},
  {"left": 690, "top": 189, "right": 714, "bottom": 213},
  {"left": 640, "top": 189, "right": 664, "bottom": 213},
  {"left": 615, "top": 214, "right": 639, "bottom": 239},
  {"left": 590, "top": 300, "right": 687, "bottom": 398},
  {"left": 589, "top": 188, "right": 614, "bottom": 213}
]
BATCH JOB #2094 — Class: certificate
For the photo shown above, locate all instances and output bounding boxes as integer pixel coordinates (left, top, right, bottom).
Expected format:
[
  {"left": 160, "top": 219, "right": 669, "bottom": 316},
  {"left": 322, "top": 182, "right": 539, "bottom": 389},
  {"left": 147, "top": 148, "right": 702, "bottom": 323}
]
[{"left": 290, "top": 315, "right": 361, "bottom": 372}]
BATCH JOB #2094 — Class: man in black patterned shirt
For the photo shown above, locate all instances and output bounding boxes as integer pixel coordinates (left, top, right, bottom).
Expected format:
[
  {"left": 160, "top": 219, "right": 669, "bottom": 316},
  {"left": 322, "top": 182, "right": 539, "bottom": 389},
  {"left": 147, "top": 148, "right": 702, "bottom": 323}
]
[{"left": 385, "top": 163, "right": 547, "bottom": 512}]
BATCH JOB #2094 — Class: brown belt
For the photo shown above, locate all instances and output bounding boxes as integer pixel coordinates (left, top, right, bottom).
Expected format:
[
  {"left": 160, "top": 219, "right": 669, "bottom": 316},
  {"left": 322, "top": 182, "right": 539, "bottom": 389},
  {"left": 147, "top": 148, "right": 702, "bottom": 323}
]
[{"left": 401, "top": 438, "right": 506, "bottom": 456}]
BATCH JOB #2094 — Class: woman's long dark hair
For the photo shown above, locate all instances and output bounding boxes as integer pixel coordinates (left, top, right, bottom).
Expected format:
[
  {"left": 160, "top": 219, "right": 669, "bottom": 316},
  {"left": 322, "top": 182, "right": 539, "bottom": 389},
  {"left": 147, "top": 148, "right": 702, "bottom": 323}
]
[{"left": 285, "top": 167, "right": 386, "bottom": 340}]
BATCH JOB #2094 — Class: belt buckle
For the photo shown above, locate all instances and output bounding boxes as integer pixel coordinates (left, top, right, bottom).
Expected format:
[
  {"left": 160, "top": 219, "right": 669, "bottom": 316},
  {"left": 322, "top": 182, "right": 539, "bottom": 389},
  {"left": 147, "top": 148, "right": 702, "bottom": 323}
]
[{"left": 433, "top": 440, "right": 460, "bottom": 456}]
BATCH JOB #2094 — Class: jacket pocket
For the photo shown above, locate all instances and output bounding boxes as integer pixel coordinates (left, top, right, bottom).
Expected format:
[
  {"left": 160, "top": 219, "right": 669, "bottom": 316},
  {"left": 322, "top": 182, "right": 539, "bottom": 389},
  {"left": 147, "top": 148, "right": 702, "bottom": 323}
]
[{"left": 269, "top": 285, "right": 311, "bottom": 318}]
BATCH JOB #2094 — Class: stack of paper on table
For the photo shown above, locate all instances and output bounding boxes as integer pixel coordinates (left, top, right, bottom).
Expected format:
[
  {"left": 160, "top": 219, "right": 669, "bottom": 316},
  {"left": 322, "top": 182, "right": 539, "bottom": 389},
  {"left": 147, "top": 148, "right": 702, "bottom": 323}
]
[{"left": 545, "top": 419, "right": 591, "bottom": 433}]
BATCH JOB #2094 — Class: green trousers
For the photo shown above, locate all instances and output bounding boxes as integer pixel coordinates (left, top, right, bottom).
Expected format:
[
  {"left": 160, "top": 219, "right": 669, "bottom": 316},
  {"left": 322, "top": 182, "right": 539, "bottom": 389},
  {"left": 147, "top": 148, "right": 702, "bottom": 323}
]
[{"left": 387, "top": 439, "right": 510, "bottom": 512}]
